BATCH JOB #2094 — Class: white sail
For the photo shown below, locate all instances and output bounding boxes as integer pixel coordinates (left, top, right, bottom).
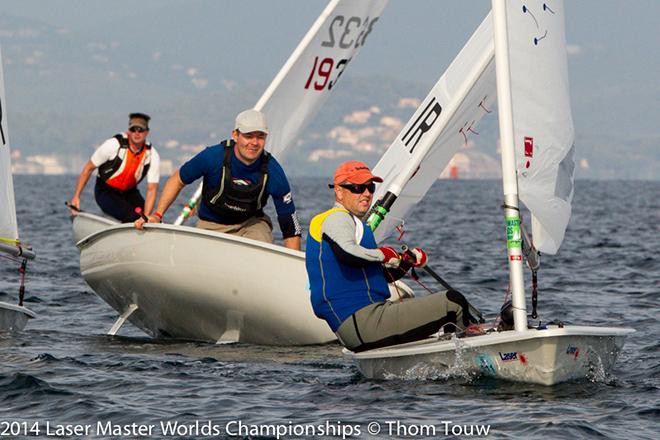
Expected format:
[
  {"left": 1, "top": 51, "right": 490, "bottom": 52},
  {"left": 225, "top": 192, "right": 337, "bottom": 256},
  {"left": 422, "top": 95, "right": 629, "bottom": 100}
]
[
  {"left": 175, "top": 0, "right": 388, "bottom": 225},
  {"left": 506, "top": 0, "right": 574, "bottom": 254},
  {"left": 371, "top": 13, "right": 496, "bottom": 242},
  {"left": 0, "top": 49, "right": 37, "bottom": 328},
  {"left": 0, "top": 46, "right": 19, "bottom": 250},
  {"left": 257, "top": 0, "right": 388, "bottom": 159}
]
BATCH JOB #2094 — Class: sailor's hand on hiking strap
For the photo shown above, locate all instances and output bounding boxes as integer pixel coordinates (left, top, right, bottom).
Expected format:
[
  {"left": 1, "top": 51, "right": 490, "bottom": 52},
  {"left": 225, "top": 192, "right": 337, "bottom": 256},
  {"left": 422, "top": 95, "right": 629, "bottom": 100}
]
[{"left": 379, "top": 246, "right": 402, "bottom": 268}]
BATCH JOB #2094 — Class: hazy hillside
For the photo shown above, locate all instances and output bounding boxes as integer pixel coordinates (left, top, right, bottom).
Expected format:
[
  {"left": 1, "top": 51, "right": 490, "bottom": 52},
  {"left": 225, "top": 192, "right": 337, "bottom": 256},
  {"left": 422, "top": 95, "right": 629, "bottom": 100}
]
[{"left": 1, "top": 11, "right": 658, "bottom": 179}]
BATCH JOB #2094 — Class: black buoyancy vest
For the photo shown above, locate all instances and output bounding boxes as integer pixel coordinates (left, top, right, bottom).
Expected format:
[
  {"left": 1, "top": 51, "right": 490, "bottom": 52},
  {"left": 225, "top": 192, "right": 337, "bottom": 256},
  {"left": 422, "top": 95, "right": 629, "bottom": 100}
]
[
  {"left": 201, "top": 140, "right": 270, "bottom": 224},
  {"left": 97, "top": 134, "right": 152, "bottom": 184}
]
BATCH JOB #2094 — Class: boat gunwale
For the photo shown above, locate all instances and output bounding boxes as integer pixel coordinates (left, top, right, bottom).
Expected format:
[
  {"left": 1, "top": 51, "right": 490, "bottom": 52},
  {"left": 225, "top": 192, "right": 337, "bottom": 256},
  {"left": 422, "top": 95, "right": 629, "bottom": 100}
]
[
  {"left": 344, "top": 325, "right": 636, "bottom": 360},
  {"left": 0, "top": 301, "right": 37, "bottom": 319},
  {"left": 76, "top": 222, "right": 304, "bottom": 259},
  {"left": 74, "top": 211, "right": 118, "bottom": 227}
]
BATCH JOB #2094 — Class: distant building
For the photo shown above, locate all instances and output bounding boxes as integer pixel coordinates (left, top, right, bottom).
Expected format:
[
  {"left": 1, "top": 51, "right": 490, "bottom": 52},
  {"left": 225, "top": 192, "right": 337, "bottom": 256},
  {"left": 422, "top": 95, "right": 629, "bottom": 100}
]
[{"left": 12, "top": 153, "right": 67, "bottom": 175}]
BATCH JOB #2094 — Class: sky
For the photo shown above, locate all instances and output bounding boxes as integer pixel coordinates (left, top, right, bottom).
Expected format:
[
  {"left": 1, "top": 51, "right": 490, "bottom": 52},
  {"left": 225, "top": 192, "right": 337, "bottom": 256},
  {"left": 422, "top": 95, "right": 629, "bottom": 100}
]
[{"left": 1, "top": 0, "right": 659, "bottom": 155}]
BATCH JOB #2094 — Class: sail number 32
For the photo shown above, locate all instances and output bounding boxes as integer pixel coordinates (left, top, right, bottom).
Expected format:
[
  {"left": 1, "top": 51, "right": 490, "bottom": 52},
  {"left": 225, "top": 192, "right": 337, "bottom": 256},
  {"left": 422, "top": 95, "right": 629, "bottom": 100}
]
[
  {"left": 304, "top": 15, "right": 380, "bottom": 91},
  {"left": 321, "top": 15, "right": 379, "bottom": 50}
]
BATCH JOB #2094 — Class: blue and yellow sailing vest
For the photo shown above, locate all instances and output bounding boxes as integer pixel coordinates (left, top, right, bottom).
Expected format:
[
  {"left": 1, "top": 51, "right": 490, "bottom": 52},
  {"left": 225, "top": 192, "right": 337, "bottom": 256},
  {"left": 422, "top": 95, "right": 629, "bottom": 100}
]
[{"left": 305, "top": 208, "right": 390, "bottom": 332}]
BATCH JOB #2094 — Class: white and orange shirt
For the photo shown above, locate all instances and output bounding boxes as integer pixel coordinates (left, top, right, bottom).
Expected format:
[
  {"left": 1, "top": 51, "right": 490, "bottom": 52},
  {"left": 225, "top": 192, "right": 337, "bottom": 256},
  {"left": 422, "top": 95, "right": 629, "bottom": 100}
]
[{"left": 91, "top": 134, "right": 160, "bottom": 191}]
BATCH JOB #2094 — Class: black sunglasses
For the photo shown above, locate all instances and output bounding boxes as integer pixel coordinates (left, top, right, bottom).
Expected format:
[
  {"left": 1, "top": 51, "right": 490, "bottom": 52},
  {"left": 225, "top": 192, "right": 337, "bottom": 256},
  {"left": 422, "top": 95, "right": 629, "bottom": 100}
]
[
  {"left": 129, "top": 126, "right": 148, "bottom": 133},
  {"left": 334, "top": 182, "right": 376, "bottom": 194}
]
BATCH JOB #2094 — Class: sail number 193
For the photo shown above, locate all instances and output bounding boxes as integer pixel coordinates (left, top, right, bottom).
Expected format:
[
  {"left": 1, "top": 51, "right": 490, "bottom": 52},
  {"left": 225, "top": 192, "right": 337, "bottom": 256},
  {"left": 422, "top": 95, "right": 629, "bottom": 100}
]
[
  {"left": 304, "top": 14, "right": 380, "bottom": 92},
  {"left": 304, "top": 57, "right": 350, "bottom": 91}
]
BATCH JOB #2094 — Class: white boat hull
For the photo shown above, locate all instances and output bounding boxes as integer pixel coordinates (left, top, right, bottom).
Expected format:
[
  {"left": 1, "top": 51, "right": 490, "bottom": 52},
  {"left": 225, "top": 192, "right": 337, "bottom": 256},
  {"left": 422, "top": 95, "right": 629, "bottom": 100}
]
[
  {"left": 72, "top": 212, "right": 118, "bottom": 244},
  {"left": 78, "top": 223, "right": 335, "bottom": 345},
  {"left": 346, "top": 325, "right": 635, "bottom": 385},
  {"left": 0, "top": 301, "right": 36, "bottom": 332}
]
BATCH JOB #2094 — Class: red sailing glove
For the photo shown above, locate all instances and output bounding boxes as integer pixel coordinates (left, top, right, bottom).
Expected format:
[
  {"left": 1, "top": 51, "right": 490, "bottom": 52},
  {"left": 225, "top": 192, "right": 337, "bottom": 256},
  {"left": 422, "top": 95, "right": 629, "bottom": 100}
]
[
  {"left": 401, "top": 246, "right": 428, "bottom": 268},
  {"left": 409, "top": 247, "right": 428, "bottom": 268},
  {"left": 379, "top": 246, "right": 402, "bottom": 268}
]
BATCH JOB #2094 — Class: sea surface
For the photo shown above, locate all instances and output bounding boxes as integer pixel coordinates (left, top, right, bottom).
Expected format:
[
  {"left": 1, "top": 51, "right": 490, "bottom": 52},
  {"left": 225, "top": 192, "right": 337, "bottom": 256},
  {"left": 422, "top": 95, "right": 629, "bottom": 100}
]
[{"left": 1, "top": 176, "right": 658, "bottom": 440}]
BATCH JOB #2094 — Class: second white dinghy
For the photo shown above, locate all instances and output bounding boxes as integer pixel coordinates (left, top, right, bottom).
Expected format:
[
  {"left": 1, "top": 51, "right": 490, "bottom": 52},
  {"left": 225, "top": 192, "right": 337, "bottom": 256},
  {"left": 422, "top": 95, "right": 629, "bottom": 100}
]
[{"left": 78, "top": 223, "right": 336, "bottom": 345}]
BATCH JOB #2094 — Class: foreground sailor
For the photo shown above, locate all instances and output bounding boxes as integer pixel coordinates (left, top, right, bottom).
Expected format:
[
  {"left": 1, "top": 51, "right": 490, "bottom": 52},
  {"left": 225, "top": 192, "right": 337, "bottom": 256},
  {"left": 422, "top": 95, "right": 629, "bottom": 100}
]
[
  {"left": 69, "top": 113, "right": 160, "bottom": 222},
  {"left": 305, "top": 160, "right": 479, "bottom": 352},
  {"left": 135, "top": 109, "right": 302, "bottom": 250}
]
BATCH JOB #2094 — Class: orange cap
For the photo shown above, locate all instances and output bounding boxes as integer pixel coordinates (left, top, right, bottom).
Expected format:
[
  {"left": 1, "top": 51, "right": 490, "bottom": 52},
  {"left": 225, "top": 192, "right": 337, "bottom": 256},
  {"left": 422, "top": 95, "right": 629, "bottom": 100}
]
[{"left": 333, "top": 160, "right": 383, "bottom": 185}]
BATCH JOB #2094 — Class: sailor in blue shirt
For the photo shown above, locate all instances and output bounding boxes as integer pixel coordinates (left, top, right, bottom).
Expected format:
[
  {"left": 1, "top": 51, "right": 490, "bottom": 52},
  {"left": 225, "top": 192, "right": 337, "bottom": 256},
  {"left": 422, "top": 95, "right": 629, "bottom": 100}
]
[{"left": 136, "top": 109, "right": 302, "bottom": 250}]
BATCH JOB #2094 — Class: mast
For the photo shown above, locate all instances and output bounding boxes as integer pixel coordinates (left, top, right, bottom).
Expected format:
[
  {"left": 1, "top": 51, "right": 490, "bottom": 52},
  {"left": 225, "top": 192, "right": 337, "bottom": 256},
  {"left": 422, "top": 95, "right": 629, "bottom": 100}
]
[{"left": 492, "top": 0, "right": 527, "bottom": 331}]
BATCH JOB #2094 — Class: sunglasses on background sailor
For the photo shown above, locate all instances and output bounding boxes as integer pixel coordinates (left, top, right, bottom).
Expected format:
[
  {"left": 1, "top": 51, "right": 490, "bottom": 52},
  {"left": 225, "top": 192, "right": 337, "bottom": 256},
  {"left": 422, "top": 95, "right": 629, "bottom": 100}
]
[{"left": 328, "top": 182, "right": 376, "bottom": 194}]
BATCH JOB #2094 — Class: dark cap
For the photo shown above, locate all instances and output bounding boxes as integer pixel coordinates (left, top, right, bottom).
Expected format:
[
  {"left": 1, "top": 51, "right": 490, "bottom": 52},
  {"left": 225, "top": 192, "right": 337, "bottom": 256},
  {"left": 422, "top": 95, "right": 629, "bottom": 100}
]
[{"left": 129, "top": 112, "right": 150, "bottom": 130}]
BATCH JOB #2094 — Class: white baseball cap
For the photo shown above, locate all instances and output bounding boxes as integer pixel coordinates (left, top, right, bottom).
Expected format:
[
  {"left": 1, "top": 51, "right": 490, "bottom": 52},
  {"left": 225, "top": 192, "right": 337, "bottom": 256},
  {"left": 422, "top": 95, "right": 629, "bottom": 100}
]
[{"left": 234, "top": 109, "right": 269, "bottom": 134}]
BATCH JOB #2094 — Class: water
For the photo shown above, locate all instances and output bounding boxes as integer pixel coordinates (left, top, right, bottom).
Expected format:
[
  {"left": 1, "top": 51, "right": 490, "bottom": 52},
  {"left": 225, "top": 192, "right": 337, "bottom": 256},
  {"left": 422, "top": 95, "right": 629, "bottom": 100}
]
[{"left": 1, "top": 176, "right": 658, "bottom": 439}]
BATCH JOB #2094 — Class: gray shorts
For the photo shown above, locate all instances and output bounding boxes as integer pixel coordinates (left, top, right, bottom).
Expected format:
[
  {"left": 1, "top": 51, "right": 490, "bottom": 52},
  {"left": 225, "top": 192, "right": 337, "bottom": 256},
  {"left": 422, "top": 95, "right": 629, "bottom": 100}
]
[
  {"left": 336, "top": 291, "right": 468, "bottom": 352},
  {"left": 196, "top": 215, "right": 274, "bottom": 244}
]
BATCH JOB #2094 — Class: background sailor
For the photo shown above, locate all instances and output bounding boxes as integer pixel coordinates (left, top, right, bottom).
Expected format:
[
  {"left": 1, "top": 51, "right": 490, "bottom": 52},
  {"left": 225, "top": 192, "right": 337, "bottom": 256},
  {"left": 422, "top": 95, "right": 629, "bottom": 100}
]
[{"left": 69, "top": 113, "right": 160, "bottom": 222}]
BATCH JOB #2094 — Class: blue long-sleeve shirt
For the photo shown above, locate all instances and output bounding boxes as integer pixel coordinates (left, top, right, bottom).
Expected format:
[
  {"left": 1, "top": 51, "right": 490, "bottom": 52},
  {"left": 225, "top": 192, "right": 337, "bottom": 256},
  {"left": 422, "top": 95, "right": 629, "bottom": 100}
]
[{"left": 180, "top": 144, "right": 301, "bottom": 238}]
